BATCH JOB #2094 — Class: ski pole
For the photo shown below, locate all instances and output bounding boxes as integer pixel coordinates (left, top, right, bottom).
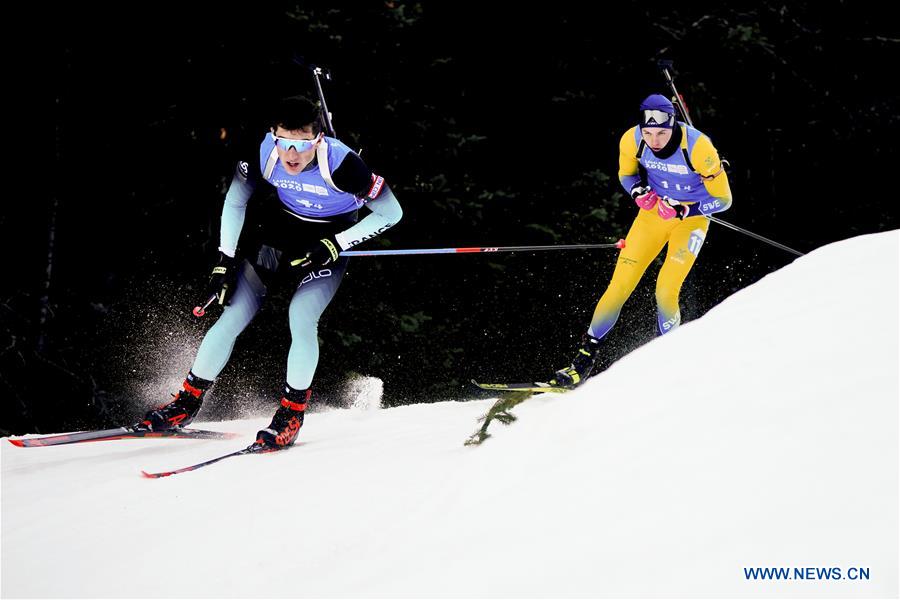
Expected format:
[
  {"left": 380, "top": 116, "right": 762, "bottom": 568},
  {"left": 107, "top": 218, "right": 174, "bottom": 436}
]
[
  {"left": 657, "top": 60, "right": 805, "bottom": 257},
  {"left": 341, "top": 240, "right": 626, "bottom": 257},
  {"left": 705, "top": 216, "right": 804, "bottom": 257}
]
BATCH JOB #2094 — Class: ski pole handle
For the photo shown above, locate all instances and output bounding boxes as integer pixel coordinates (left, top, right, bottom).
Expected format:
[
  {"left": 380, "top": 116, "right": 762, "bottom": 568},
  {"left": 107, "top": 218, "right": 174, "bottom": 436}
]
[{"left": 192, "top": 294, "right": 218, "bottom": 318}]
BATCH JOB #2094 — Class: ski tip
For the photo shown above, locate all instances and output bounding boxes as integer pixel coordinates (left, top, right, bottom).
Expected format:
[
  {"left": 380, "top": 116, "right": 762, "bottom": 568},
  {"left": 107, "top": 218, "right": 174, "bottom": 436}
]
[
  {"left": 470, "top": 379, "right": 507, "bottom": 390},
  {"left": 141, "top": 470, "right": 169, "bottom": 479},
  {"left": 8, "top": 439, "right": 26, "bottom": 447}
]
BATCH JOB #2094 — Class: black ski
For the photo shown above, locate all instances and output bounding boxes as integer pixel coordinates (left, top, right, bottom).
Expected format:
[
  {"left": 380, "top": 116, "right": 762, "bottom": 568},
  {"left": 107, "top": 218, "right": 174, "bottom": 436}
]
[
  {"left": 9, "top": 426, "right": 240, "bottom": 448},
  {"left": 141, "top": 441, "right": 288, "bottom": 478}
]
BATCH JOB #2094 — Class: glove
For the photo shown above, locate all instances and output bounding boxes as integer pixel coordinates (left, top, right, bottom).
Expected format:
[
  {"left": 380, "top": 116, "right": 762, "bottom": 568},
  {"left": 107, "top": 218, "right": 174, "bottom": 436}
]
[
  {"left": 290, "top": 236, "right": 341, "bottom": 272},
  {"left": 657, "top": 197, "right": 689, "bottom": 220},
  {"left": 631, "top": 185, "right": 660, "bottom": 210},
  {"left": 205, "top": 251, "right": 239, "bottom": 306}
]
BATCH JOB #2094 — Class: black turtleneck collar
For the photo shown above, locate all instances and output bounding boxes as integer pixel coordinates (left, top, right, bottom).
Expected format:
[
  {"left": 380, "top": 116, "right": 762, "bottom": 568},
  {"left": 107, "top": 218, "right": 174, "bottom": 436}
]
[{"left": 647, "top": 124, "right": 682, "bottom": 160}]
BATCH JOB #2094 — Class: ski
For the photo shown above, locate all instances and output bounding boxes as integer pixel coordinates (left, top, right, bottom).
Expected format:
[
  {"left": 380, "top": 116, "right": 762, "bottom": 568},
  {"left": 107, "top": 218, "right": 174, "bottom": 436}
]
[
  {"left": 470, "top": 379, "right": 571, "bottom": 394},
  {"left": 8, "top": 426, "right": 240, "bottom": 448},
  {"left": 141, "top": 441, "right": 286, "bottom": 478}
]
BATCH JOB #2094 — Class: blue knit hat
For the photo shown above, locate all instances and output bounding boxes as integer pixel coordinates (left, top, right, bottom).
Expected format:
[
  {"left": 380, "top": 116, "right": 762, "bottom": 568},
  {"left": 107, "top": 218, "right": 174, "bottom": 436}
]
[{"left": 639, "top": 94, "right": 676, "bottom": 128}]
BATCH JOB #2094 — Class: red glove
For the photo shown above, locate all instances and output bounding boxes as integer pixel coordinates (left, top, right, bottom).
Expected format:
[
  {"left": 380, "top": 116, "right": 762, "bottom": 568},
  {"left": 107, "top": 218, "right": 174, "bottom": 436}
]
[
  {"left": 631, "top": 185, "right": 660, "bottom": 210},
  {"left": 657, "top": 197, "right": 689, "bottom": 220}
]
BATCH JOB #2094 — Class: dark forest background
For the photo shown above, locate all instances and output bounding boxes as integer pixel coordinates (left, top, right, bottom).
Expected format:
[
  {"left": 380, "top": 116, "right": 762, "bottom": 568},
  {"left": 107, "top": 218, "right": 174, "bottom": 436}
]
[{"left": 2, "top": 2, "right": 897, "bottom": 434}]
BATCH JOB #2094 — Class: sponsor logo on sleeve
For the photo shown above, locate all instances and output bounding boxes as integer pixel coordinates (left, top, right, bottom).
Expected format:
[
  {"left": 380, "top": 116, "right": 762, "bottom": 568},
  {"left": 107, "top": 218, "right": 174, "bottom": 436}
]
[
  {"left": 366, "top": 174, "right": 385, "bottom": 201},
  {"left": 344, "top": 224, "right": 395, "bottom": 248},
  {"left": 701, "top": 199, "right": 722, "bottom": 213}
]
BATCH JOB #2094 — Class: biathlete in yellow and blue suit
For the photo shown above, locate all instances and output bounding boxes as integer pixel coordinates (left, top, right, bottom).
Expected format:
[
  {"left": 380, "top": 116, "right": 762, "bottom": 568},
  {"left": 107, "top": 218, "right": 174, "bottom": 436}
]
[{"left": 553, "top": 94, "right": 732, "bottom": 386}]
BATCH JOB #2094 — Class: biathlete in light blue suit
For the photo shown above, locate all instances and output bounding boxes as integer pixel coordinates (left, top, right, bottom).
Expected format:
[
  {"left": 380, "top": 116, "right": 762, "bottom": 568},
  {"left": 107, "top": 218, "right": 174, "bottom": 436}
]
[{"left": 137, "top": 95, "right": 402, "bottom": 448}]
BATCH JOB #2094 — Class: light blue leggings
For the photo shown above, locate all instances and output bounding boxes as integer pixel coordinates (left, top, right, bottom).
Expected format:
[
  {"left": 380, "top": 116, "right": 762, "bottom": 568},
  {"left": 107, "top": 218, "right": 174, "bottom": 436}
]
[{"left": 191, "top": 251, "right": 348, "bottom": 390}]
